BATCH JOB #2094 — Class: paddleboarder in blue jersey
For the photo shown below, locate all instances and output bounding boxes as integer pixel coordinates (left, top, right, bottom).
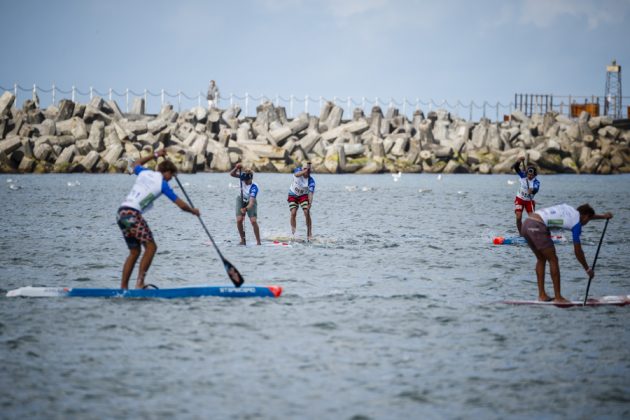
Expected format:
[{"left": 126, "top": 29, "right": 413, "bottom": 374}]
[
  {"left": 521, "top": 203, "right": 612, "bottom": 303},
  {"left": 288, "top": 162, "right": 315, "bottom": 241},
  {"left": 512, "top": 156, "right": 540, "bottom": 235},
  {"left": 117, "top": 149, "right": 200, "bottom": 289},
  {"left": 230, "top": 163, "right": 261, "bottom": 245}
]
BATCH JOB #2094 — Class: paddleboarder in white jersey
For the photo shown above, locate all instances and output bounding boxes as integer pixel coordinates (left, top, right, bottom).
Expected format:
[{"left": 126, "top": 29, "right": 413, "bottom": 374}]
[
  {"left": 512, "top": 156, "right": 540, "bottom": 235},
  {"left": 117, "top": 150, "right": 199, "bottom": 289},
  {"left": 230, "top": 163, "right": 261, "bottom": 245},
  {"left": 287, "top": 162, "right": 315, "bottom": 241},
  {"left": 521, "top": 203, "right": 612, "bottom": 303}
]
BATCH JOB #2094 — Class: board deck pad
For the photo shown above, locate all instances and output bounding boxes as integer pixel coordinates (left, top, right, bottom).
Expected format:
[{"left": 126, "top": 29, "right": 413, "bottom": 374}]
[{"left": 502, "top": 295, "right": 629, "bottom": 307}]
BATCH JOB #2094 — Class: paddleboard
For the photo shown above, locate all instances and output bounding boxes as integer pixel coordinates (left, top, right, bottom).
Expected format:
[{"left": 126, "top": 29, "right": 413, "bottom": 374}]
[
  {"left": 492, "top": 235, "right": 566, "bottom": 245},
  {"left": 501, "top": 295, "right": 629, "bottom": 307},
  {"left": 6, "top": 285, "right": 283, "bottom": 299}
]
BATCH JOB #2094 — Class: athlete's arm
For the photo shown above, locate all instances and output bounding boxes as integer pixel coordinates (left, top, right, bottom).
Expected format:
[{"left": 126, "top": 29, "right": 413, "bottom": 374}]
[
  {"left": 592, "top": 212, "right": 613, "bottom": 220},
  {"left": 230, "top": 163, "right": 242, "bottom": 179},
  {"left": 174, "top": 197, "right": 200, "bottom": 216},
  {"left": 512, "top": 158, "right": 524, "bottom": 175},
  {"left": 573, "top": 243, "right": 592, "bottom": 278}
]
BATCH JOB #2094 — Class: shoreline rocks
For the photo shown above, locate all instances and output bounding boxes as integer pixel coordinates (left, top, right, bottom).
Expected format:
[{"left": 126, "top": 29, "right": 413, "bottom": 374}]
[{"left": 1, "top": 90, "right": 629, "bottom": 175}]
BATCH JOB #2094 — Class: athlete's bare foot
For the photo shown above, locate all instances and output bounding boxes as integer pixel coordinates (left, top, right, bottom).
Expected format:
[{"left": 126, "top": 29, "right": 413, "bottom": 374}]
[
  {"left": 553, "top": 296, "right": 571, "bottom": 304},
  {"left": 538, "top": 294, "right": 553, "bottom": 302}
]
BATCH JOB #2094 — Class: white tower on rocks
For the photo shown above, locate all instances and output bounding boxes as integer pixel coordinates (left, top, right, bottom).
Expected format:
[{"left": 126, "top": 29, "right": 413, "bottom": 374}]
[{"left": 604, "top": 59, "right": 622, "bottom": 119}]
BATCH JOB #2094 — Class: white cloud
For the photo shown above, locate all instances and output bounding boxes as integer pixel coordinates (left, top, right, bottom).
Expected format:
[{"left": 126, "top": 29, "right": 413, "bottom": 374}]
[{"left": 519, "top": 0, "right": 627, "bottom": 29}]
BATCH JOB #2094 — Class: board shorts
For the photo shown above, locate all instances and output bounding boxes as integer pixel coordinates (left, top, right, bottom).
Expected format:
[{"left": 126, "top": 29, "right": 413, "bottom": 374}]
[
  {"left": 522, "top": 218, "right": 554, "bottom": 252},
  {"left": 288, "top": 194, "right": 309, "bottom": 210},
  {"left": 235, "top": 196, "right": 257, "bottom": 217},
  {"left": 514, "top": 196, "right": 535, "bottom": 213},
  {"left": 117, "top": 207, "right": 154, "bottom": 249}
]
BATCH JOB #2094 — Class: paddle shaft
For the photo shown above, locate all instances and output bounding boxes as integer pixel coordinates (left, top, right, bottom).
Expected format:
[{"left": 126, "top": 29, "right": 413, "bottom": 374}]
[
  {"left": 174, "top": 176, "right": 244, "bottom": 287},
  {"left": 239, "top": 167, "right": 246, "bottom": 242},
  {"left": 583, "top": 218, "right": 609, "bottom": 305}
]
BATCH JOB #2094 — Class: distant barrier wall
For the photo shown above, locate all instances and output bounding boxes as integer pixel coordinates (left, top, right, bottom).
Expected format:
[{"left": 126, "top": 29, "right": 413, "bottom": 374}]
[{"left": 2, "top": 83, "right": 629, "bottom": 122}]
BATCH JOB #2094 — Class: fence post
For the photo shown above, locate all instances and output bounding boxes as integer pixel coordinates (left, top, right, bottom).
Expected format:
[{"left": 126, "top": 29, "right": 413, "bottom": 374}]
[
  {"left": 161, "top": 89, "right": 165, "bottom": 107},
  {"left": 290, "top": 94, "right": 294, "bottom": 118},
  {"left": 52, "top": 82, "right": 56, "bottom": 105},
  {"left": 229, "top": 93, "right": 234, "bottom": 107},
  {"left": 145, "top": 89, "right": 149, "bottom": 108},
  {"left": 177, "top": 90, "right": 181, "bottom": 112},
  {"left": 245, "top": 92, "right": 249, "bottom": 117},
  {"left": 108, "top": 88, "right": 112, "bottom": 101},
  {"left": 32, "top": 84, "right": 36, "bottom": 103},
  {"left": 469, "top": 102, "right": 473, "bottom": 121},
  {"left": 89, "top": 86, "right": 93, "bottom": 101},
  {"left": 402, "top": 97, "right": 407, "bottom": 118},
  {"left": 305, "top": 94, "right": 309, "bottom": 114}
]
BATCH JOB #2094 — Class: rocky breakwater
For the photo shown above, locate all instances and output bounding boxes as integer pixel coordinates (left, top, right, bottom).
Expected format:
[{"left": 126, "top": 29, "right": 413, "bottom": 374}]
[{"left": 0, "top": 90, "right": 629, "bottom": 175}]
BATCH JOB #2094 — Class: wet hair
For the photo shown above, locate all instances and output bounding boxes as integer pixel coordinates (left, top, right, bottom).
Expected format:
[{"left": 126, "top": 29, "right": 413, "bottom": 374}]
[
  {"left": 158, "top": 160, "right": 178, "bottom": 174},
  {"left": 577, "top": 204, "right": 595, "bottom": 217},
  {"left": 240, "top": 170, "right": 253, "bottom": 181},
  {"left": 526, "top": 165, "right": 537, "bottom": 176}
]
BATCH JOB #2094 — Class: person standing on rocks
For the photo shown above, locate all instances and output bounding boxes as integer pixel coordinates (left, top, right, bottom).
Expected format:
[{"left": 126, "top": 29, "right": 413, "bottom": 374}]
[
  {"left": 229, "top": 163, "right": 261, "bottom": 245},
  {"left": 521, "top": 203, "right": 612, "bottom": 303},
  {"left": 513, "top": 156, "right": 540, "bottom": 235},
  {"left": 117, "top": 149, "right": 200, "bottom": 289},
  {"left": 288, "top": 162, "right": 315, "bottom": 241},
  {"left": 206, "top": 80, "right": 219, "bottom": 110}
]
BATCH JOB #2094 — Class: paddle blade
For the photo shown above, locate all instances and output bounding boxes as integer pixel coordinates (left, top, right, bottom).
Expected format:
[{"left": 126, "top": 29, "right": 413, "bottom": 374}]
[{"left": 223, "top": 258, "right": 244, "bottom": 287}]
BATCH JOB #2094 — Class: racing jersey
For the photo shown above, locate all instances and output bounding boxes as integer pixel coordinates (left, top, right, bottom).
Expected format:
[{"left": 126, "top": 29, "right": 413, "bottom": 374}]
[
  {"left": 240, "top": 182, "right": 259, "bottom": 203},
  {"left": 289, "top": 167, "right": 315, "bottom": 197},
  {"left": 120, "top": 166, "right": 178, "bottom": 212},
  {"left": 535, "top": 204, "right": 582, "bottom": 243},
  {"left": 515, "top": 170, "right": 540, "bottom": 201}
]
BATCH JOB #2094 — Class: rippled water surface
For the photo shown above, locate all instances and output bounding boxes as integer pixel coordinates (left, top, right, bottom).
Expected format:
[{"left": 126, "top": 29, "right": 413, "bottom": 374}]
[{"left": 1, "top": 173, "right": 629, "bottom": 419}]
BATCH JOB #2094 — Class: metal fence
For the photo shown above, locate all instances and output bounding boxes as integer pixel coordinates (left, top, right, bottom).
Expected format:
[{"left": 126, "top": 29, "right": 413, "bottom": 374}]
[{"left": 2, "top": 83, "right": 629, "bottom": 122}]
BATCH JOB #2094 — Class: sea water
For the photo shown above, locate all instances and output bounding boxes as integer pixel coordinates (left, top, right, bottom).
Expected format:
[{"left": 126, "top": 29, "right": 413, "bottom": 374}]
[{"left": 1, "top": 173, "right": 629, "bottom": 419}]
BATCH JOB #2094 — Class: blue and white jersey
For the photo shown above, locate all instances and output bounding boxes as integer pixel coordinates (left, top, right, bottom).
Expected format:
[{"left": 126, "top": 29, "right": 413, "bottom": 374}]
[
  {"left": 240, "top": 182, "right": 259, "bottom": 203},
  {"left": 536, "top": 204, "right": 582, "bottom": 243},
  {"left": 120, "top": 166, "right": 178, "bottom": 213},
  {"left": 289, "top": 167, "right": 315, "bottom": 197},
  {"left": 515, "top": 169, "right": 540, "bottom": 200}
]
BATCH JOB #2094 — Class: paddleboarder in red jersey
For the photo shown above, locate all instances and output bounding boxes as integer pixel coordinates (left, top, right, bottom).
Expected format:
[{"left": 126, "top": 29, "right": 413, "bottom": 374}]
[
  {"left": 521, "top": 203, "right": 612, "bottom": 303},
  {"left": 512, "top": 156, "right": 540, "bottom": 235},
  {"left": 117, "top": 150, "right": 200, "bottom": 289}
]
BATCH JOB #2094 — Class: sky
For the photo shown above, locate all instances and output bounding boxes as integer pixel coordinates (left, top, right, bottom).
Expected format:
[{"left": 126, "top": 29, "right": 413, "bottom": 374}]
[{"left": 1, "top": 0, "right": 629, "bottom": 115}]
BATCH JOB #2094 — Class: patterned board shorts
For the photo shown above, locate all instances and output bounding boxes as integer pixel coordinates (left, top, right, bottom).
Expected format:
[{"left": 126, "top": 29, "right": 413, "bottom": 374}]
[
  {"left": 288, "top": 194, "right": 309, "bottom": 210},
  {"left": 522, "top": 218, "right": 554, "bottom": 252},
  {"left": 117, "top": 207, "right": 154, "bottom": 249}
]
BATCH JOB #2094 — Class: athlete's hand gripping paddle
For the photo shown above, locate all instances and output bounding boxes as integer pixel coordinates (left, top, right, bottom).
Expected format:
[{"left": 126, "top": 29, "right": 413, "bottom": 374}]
[
  {"left": 583, "top": 218, "right": 609, "bottom": 305},
  {"left": 175, "top": 175, "right": 244, "bottom": 287}
]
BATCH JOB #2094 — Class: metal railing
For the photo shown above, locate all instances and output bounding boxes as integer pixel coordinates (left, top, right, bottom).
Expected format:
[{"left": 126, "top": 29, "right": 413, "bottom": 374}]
[{"left": 2, "top": 83, "right": 629, "bottom": 122}]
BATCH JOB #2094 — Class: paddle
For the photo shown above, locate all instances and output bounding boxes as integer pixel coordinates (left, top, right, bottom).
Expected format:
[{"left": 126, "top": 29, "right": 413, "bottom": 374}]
[
  {"left": 239, "top": 167, "right": 246, "bottom": 245},
  {"left": 583, "top": 218, "right": 609, "bottom": 305},
  {"left": 174, "top": 175, "right": 244, "bottom": 287}
]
